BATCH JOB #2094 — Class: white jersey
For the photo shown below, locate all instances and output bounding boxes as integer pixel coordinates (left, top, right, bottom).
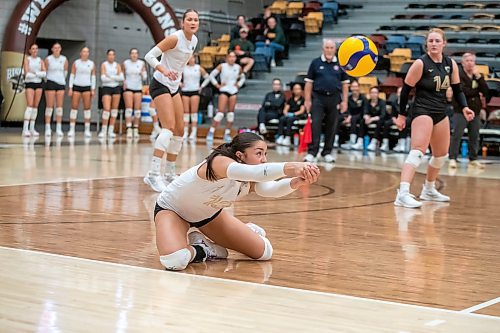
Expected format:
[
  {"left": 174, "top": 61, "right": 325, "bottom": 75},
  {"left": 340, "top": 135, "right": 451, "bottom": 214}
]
[
  {"left": 25, "top": 56, "right": 43, "bottom": 83},
  {"left": 157, "top": 162, "right": 250, "bottom": 222},
  {"left": 182, "top": 64, "right": 201, "bottom": 92},
  {"left": 101, "top": 61, "right": 120, "bottom": 87},
  {"left": 153, "top": 29, "right": 198, "bottom": 92},
  {"left": 219, "top": 62, "right": 241, "bottom": 95},
  {"left": 73, "top": 59, "right": 95, "bottom": 87},
  {"left": 46, "top": 54, "right": 67, "bottom": 85},
  {"left": 123, "top": 59, "right": 146, "bottom": 91}
]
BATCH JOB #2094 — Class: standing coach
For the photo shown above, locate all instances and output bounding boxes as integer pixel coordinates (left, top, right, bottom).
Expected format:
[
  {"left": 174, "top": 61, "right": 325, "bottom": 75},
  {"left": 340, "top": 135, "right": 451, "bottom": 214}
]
[{"left": 304, "top": 38, "right": 349, "bottom": 163}]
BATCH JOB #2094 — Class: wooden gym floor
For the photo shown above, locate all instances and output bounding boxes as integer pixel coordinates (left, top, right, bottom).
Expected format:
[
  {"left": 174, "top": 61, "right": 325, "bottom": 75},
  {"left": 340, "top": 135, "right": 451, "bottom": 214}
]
[{"left": 0, "top": 133, "right": 499, "bottom": 332}]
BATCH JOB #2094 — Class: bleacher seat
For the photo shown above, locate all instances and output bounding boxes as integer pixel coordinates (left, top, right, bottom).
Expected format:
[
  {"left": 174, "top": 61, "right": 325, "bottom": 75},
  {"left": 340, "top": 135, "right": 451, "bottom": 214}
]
[
  {"left": 270, "top": 1, "right": 288, "bottom": 15},
  {"left": 320, "top": 7, "right": 335, "bottom": 25},
  {"left": 252, "top": 47, "right": 272, "bottom": 73},
  {"left": 464, "top": 2, "right": 485, "bottom": 9},
  {"left": 369, "top": 34, "right": 387, "bottom": 49},
  {"left": 396, "top": 61, "right": 414, "bottom": 78},
  {"left": 486, "top": 79, "right": 500, "bottom": 98},
  {"left": 385, "top": 35, "right": 406, "bottom": 52},
  {"left": 405, "top": 35, "right": 425, "bottom": 59},
  {"left": 476, "top": 64, "right": 490, "bottom": 79},
  {"left": 286, "top": 1, "right": 304, "bottom": 17},
  {"left": 387, "top": 48, "right": 412, "bottom": 73},
  {"left": 322, "top": 1, "right": 339, "bottom": 23},
  {"left": 378, "top": 77, "right": 403, "bottom": 97},
  {"left": 288, "top": 22, "right": 307, "bottom": 47},
  {"left": 358, "top": 76, "right": 378, "bottom": 96},
  {"left": 304, "top": 12, "right": 324, "bottom": 34},
  {"left": 471, "top": 13, "right": 495, "bottom": 21}
]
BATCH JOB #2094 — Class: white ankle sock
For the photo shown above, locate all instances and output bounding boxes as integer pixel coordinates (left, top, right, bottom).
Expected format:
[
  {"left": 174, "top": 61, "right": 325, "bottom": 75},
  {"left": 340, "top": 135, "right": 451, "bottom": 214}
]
[
  {"left": 399, "top": 182, "right": 410, "bottom": 194},
  {"left": 151, "top": 156, "right": 162, "bottom": 174},
  {"left": 424, "top": 180, "right": 435, "bottom": 190}
]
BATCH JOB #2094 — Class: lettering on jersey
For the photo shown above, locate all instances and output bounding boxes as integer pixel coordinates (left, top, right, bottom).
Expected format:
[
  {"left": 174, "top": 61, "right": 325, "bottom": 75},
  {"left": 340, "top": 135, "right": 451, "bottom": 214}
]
[
  {"left": 203, "top": 194, "right": 233, "bottom": 209},
  {"left": 433, "top": 75, "right": 450, "bottom": 92}
]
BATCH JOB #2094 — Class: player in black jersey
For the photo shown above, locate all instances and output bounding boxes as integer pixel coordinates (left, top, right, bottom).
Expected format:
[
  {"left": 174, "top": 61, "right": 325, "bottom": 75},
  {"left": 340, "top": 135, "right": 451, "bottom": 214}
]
[{"left": 394, "top": 28, "right": 474, "bottom": 208}]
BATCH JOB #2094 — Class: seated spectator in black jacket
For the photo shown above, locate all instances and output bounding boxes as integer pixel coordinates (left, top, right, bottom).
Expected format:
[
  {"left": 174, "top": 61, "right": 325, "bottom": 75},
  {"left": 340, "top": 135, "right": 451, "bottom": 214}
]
[
  {"left": 257, "top": 78, "right": 285, "bottom": 134},
  {"left": 276, "top": 83, "right": 306, "bottom": 146},
  {"left": 341, "top": 80, "right": 368, "bottom": 150},
  {"left": 230, "top": 15, "right": 248, "bottom": 40},
  {"left": 229, "top": 27, "right": 255, "bottom": 75},
  {"left": 361, "top": 87, "right": 386, "bottom": 151}
]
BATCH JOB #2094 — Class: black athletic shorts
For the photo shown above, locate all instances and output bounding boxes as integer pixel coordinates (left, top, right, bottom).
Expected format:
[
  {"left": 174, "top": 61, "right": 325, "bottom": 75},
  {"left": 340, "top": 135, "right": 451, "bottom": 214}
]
[
  {"left": 101, "top": 86, "right": 121, "bottom": 96},
  {"left": 154, "top": 203, "right": 222, "bottom": 228},
  {"left": 220, "top": 91, "right": 238, "bottom": 97},
  {"left": 72, "top": 85, "right": 91, "bottom": 93},
  {"left": 45, "top": 80, "right": 65, "bottom": 91},
  {"left": 181, "top": 90, "right": 199, "bottom": 97},
  {"left": 25, "top": 82, "right": 43, "bottom": 90},
  {"left": 124, "top": 88, "right": 142, "bottom": 94},
  {"left": 150, "top": 77, "right": 179, "bottom": 99},
  {"left": 413, "top": 112, "right": 447, "bottom": 125}
]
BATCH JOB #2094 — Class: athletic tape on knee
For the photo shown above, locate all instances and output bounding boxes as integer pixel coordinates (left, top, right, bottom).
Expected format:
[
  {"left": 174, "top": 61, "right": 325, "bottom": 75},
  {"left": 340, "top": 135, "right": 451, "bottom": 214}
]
[
  {"left": 24, "top": 107, "right": 32, "bottom": 120},
  {"left": 405, "top": 149, "right": 424, "bottom": 168},
  {"left": 429, "top": 154, "right": 448, "bottom": 169},
  {"left": 190, "top": 113, "right": 198, "bottom": 124},
  {"left": 184, "top": 114, "right": 190, "bottom": 123},
  {"left": 30, "top": 108, "right": 38, "bottom": 120},
  {"left": 226, "top": 112, "right": 235, "bottom": 123},
  {"left": 148, "top": 107, "right": 156, "bottom": 116},
  {"left": 125, "top": 108, "right": 133, "bottom": 118},
  {"left": 159, "top": 248, "right": 192, "bottom": 271},
  {"left": 257, "top": 236, "right": 273, "bottom": 261},
  {"left": 154, "top": 128, "right": 173, "bottom": 151},
  {"left": 213, "top": 112, "right": 224, "bottom": 122},
  {"left": 45, "top": 108, "right": 53, "bottom": 117},
  {"left": 167, "top": 136, "right": 183, "bottom": 155},
  {"left": 102, "top": 111, "right": 110, "bottom": 120},
  {"left": 134, "top": 109, "right": 141, "bottom": 119},
  {"left": 83, "top": 109, "right": 91, "bottom": 120},
  {"left": 70, "top": 109, "right": 78, "bottom": 120},
  {"left": 55, "top": 107, "right": 63, "bottom": 117},
  {"left": 111, "top": 109, "right": 118, "bottom": 118}
]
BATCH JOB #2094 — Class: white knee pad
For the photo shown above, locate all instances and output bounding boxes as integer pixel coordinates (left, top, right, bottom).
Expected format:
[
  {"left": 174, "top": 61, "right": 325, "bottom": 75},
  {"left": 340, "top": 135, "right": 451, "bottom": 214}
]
[
  {"left": 246, "top": 222, "right": 266, "bottom": 237},
  {"left": 405, "top": 149, "right": 424, "bottom": 168},
  {"left": 70, "top": 109, "right": 78, "bottom": 120},
  {"left": 134, "top": 109, "right": 141, "bottom": 119},
  {"left": 226, "top": 112, "right": 235, "bottom": 123},
  {"left": 83, "top": 109, "right": 91, "bottom": 120},
  {"left": 125, "top": 108, "right": 133, "bottom": 118},
  {"left": 429, "top": 154, "right": 448, "bottom": 169},
  {"left": 213, "top": 112, "right": 224, "bottom": 122},
  {"left": 154, "top": 128, "right": 173, "bottom": 151},
  {"left": 256, "top": 236, "right": 273, "bottom": 261},
  {"left": 111, "top": 109, "right": 118, "bottom": 118},
  {"left": 184, "top": 113, "right": 190, "bottom": 123},
  {"left": 167, "top": 136, "right": 183, "bottom": 155},
  {"left": 55, "top": 107, "right": 63, "bottom": 117},
  {"left": 159, "top": 248, "right": 192, "bottom": 271},
  {"left": 24, "top": 107, "right": 32, "bottom": 120},
  {"left": 148, "top": 107, "right": 157, "bottom": 117},
  {"left": 45, "top": 108, "right": 53, "bottom": 117},
  {"left": 102, "top": 111, "right": 110, "bottom": 120},
  {"left": 190, "top": 113, "right": 198, "bottom": 124},
  {"left": 30, "top": 108, "right": 38, "bottom": 120}
]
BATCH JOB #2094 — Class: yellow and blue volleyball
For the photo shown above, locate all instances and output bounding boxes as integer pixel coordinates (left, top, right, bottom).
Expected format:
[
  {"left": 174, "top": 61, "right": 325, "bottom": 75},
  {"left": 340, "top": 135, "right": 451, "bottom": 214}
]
[{"left": 338, "top": 36, "right": 378, "bottom": 77}]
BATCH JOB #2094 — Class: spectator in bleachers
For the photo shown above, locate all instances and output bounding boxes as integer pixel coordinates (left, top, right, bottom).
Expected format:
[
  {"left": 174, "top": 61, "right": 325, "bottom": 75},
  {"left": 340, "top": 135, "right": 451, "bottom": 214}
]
[
  {"left": 255, "top": 17, "right": 286, "bottom": 67},
  {"left": 449, "top": 53, "right": 489, "bottom": 169},
  {"left": 303, "top": 39, "right": 349, "bottom": 163},
  {"left": 258, "top": 6, "right": 281, "bottom": 29},
  {"left": 230, "top": 15, "right": 248, "bottom": 41},
  {"left": 362, "top": 87, "right": 387, "bottom": 151},
  {"left": 341, "top": 80, "right": 367, "bottom": 150},
  {"left": 389, "top": 87, "right": 412, "bottom": 153},
  {"left": 276, "top": 83, "right": 306, "bottom": 146},
  {"left": 257, "top": 78, "right": 286, "bottom": 135},
  {"left": 230, "top": 27, "right": 255, "bottom": 75}
]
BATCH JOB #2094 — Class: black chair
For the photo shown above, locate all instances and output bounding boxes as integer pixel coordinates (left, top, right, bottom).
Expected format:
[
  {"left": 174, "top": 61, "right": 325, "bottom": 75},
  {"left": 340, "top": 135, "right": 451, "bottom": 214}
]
[
  {"left": 486, "top": 80, "right": 500, "bottom": 98},
  {"left": 287, "top": 22, "right": 306, "bottom": 47}
]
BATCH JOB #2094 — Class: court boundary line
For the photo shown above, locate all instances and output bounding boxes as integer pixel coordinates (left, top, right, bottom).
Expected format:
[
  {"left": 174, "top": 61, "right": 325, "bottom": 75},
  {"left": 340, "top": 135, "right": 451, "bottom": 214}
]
[
  {"left": 0, "top": 175, "right": 143, "bottom": 188},
  {"left": 1, "top": 246, "right": 499, "bottom": 321},
  {"left": 460, "top": 297, "right": 500, "bottom": 314}
]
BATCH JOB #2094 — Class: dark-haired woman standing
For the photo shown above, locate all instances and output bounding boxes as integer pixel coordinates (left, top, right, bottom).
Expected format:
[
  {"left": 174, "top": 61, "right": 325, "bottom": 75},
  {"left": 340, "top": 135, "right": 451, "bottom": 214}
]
[
  {"left": 99, "top": 49, "right": 123, "bottom": 139},
  {"left": 153, "top": 132, "right": 320, "bottom": 271}
]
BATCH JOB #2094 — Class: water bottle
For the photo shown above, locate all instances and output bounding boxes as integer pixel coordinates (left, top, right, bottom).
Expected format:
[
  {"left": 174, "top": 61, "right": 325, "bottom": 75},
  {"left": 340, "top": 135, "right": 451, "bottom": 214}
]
[
  {"left": 363, "top": 135, "right": 370, "bottom": 150},
  {"left": 198, "top": 112, "right": 203, "bottom": 125},
  {"left": 293, "top": 133, "right": 299, "bottom": 147},
  {"left": 207, "top": 102, "right": 214, "bottom": 118},
  {"left": 461, "top": 140, "right": 468, "bottom": 158}
]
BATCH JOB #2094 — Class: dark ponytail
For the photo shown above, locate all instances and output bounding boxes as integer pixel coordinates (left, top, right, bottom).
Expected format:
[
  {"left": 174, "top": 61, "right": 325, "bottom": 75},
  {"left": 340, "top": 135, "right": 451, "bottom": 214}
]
[{"left": 205, "top": 132, "right": 263, "bottom": 181}]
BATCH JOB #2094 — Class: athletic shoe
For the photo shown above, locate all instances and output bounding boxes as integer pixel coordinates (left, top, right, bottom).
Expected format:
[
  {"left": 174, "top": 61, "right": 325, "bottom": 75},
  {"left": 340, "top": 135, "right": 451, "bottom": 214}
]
[
  {"left": 393, "top": 138, "right": 406, "bottom": 153},
  {"left": 246, "top": 222, "right": 266, "bottom": 237},
  {"left": 351, "top": 138, "right": 364, "bottom": 150},
  {"left": 98, "top": 131, "right": 106, "bottom": 139},
  {"left": 448, "top": 159, "right": 457, "bottom": 169},
  {"left": 84, "top": 130, "right": 92, "bottom": 138},
  {"left": 323, "top": 154, "right": 335, "bottom": 163},
  {"left": 45, "top": 129, "right": 52, "bottom": 137},
  {"left": 189, "top": 130, "right": 197, "bottom": 142},
  {"left": 304, "top": 153, "right": 317, "bottom": 163},
  {"left": 188, "top": 231, "right": 228, "bottom": 260},
  {"left": 419, "top": 185, "right": 450, "bottom": 202},
  {"left": 380, "top": 139, "right": 390, "bottom": 152},
  {"left": 367, "top": 138, "right": 377, "bottom": 151},
  {"left": 183, "top": 131, "right": 188, "bottom": 141},
  {"left": 22, "top": 130, "right": 31, "bottom": 137},
  {"left": 31, "top": 129, "right": 40, "bottom": 137},
  {"left": 394, "top": 190, "right": 422, "bottom": 208},
  {"left": 56, "top": 129, "right": 64, "bottom": 137},
  {"left": 133, "top": 128, "right": 139, "bottom": 139},
  {"left": 127, "top": 127, "right": 133, "bottom": 139},
  {"left": 282, "top": 136, "right": 291, "bottom": 146},
  {"left": 340, "top": 142, "right": 352, "bottom": 150},
  {"left": 67, "top": 130, "right": 75, "bottom": 138},
  {"left": 224, "top": 133, "right": 232, "bottom": 143},
  {"left": 259, "top": 123, "right": 267, "bottom": 134},
  {"left": 469, "top": 160, "right": 485, "bottom": 169},
  {"left": 275, "top": 135, "right": 284, "bottom": 145},
  {"left": 206, "top": 132, "right": 214, "bottom": 142},
  {"left": 143, "top": 173, "right": 167, "bottom": 192},
  {"left": 108, "top": 131, "right": 116, "bottom": 139},
  {"left": 333, "top": 136, "right": 339, "bottom": 148}
]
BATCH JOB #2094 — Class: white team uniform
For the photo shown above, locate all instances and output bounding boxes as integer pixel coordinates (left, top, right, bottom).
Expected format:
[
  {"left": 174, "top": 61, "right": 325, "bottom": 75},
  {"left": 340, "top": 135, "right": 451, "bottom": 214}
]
[
  {"left": 46, "top": 54, "right": 67, "bottom": 85},
  {"left": 123, "top": 59, "right": 146, "bottom": 91},
  {"left": 72, "top": 59, "right": 95, "bottom": 87},
  {"left": 218, "top": 62, "right": 242, "bottom": 95},
  {"left": 101, "top": 61, "right": 121, "bottom": 88},
  {"left": 181, "top": 64, "right": 201, "bottom": 93},
  {"left": 25, "top": 57, "right": 43, "bottom": 83},
  {"left": 156, "top": 162, "right": 250, "bottom": 223},
  {"left": 153, "top": 29, "right": 198, "bottom": 93}
]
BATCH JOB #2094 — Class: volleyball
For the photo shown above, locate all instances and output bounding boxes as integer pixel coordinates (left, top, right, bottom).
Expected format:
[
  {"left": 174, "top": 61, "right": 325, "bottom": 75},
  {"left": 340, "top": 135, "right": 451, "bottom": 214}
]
[{"left": 338, "top": 36, "right": 378, "bottom": 77}]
